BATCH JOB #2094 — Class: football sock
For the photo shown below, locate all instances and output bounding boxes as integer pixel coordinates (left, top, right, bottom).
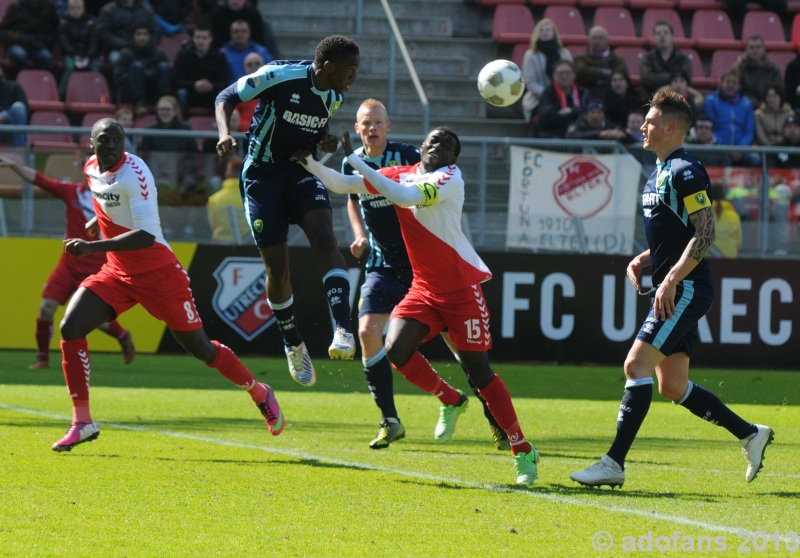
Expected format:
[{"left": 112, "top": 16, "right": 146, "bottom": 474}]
[
  {"left": 35, "top": 318, "right": 53, "bottom": 361},
  {"left": 60, "top": 338, "right": 91, "bottom": 422},
  {"left": 268, "top": 296, "right": 303, "bottom": 347},
  {"left": 677, "top": 381, "right": 757, "bottom": 439},
  {"left": 393, "top": 351, "right": 461, "bottom": 406},
  {"left": 477, "top": 374, "right": 531, "bottom": 455},
  {"left": 363, "top": 349, "right": 398, "bottom": 420},
  {"left": 607, "top": 378, "right": 653, "bottom": 468},
  {"left": 207, "top": 340, "right": 265, "bottom": 403},
  {"left": 322, "top": 269, "right": 352, "bottom": 332},
  {"left": 467, "top": 376, "right": 503, "bottom": 433},
  {"left": 103, "top": 320, "right": 125, "bottom": 339}
]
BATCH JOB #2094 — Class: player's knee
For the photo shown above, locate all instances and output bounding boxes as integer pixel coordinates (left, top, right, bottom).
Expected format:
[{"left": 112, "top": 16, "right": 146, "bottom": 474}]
[
  {"left": 384, "top": 339, "right": 410, "bottom": 368},
  {"left": 658, "top": 380, "right": 686, "bottom": 401}
]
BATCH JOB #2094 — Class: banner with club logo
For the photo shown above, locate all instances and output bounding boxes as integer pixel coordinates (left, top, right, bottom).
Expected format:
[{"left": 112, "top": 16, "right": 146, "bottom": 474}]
[{"left": 506, "top": 147, "right": 641, "bottom": 254}]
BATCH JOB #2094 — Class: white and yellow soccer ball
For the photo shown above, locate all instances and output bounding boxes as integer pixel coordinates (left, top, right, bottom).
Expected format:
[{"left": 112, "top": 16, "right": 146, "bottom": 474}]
[{"left": 477, "top": 59, "right": 525, "bottom": 107}]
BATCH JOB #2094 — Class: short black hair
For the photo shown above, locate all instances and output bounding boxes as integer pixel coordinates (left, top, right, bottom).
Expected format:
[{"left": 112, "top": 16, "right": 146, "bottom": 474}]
[
  {"left": 91, "top": 118, "right": 124, "bottom": 138},
  {"left": 315, "top": 35, "right": 359, "bottom": 65},
  {"left": 649, "top": 89, "right": 692, "bottom": 134}
]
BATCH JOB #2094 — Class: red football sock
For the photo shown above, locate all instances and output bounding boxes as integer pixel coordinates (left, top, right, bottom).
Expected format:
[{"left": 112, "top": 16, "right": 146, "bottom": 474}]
[
  {"left": 35, "top": 318, "right": 53, "bottom": 361},
  {"left": 60, "top": 338, "right": 92, "bottom": 422},
  {"left": 103, "top": 320, "right": 125, "bottom": 339},
  {"left": 393, "top": 351, "right": 460, "bottom": 406},
  {"left": 478, "top": 374, "right": 531, "bottom": 455},
  {"left": 207, "top": 340, "right": 265, "bottom": 402}
]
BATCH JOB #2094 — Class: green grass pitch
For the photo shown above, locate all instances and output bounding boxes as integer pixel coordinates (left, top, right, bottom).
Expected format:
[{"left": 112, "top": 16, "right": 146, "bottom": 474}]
[{"left": 1, "top": 349, "right": 797, "bottom": 557}]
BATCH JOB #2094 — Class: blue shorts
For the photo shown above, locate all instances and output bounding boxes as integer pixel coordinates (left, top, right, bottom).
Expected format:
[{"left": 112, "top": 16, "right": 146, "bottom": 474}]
[
  {"left": 358, "top": 267, "right": 412, "bottom": 318},
  {"left": 241, "top": 162, "right": 332, "bottom": 247},
  {"left": 636, "top": 279, "right": 713, "bottom": 357}
]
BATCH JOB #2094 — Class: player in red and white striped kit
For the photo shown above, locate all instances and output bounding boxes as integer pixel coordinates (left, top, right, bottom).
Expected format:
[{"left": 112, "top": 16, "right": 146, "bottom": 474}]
[
  {"left": 0, "top": 154, "right": 135, "bottom": 369},
  {"left": 51, "top": 118, "right": 284, "bottom": 452},
  {"left": 293, "top": 127, "right": 539, "bottom": 485}
]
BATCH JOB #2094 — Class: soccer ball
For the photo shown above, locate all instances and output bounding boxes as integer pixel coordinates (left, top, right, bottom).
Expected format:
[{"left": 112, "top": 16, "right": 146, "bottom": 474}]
[{"left": 477, "top": 59, "right": 525, "bottom": 107}]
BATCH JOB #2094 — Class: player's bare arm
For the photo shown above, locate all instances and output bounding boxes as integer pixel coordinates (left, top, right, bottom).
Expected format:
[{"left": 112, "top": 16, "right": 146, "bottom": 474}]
[
  {"left": 214, "top": 102, "right": 237, "bottom": 158},
  {"left": 626, "top": 249, "right": 651, "bottom": 292},
  {"left": 346, "top": 197, "right": 369, "bottom": 259},
  {"left": 687, "top": 205, "right": 716, "bottom": 262},
  {"left": 85, "top": 216, "right": 100, "bottom": 238},
  {"left": 64, "top": 230, "right": 155, "bottom": 258}
]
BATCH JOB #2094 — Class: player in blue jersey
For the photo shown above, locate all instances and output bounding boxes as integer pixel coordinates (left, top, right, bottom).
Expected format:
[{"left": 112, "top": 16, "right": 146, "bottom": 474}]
[
  {"left": 214, "top": 34, "right": 360, "bottom": 387},
  {"left": 570, "top": 90, "right": 773, "bottom": 488},
  {"left": 345, "top": 98, "right": 511, "bottom": 451}
]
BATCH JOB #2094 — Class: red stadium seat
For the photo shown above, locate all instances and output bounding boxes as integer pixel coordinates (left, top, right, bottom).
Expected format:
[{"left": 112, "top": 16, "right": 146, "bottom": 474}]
[
  {"left": 543, "top": 6, "right": 588, "bottom": 46},
  {"left": 771, "top": 50, "right": 796, "bottom": 78},
  {"left": 64, "top": 72, "right": 115, "bottom": 116},
  {"left": 592, "top": 7, "right": 643, "bottom": 48},
  {"left": 641, "top": 8, "right": 694, "bottom": 49},
  {"left": 677, "top": 0, "right": 725, "bottom": 9},
  {"left": 158, "top": 32, "right": 190, "bottom": 66},
  {"left": 742, "top": 12, "right": 792, "bottom": 51},
  {"left": 187, "top": 115, "right": 217, "bottom": 151},
  {"left": 511, "top": 42, "right": 528, "bottom": 70},
  {"left": 529, "top": 0, "right": 579, "bottom": 6},
  {"left": 134, "top": 113, "right": 157, "bottom": 129},
  {"left": 614, "top": 46, "right": 645, "bottom": 86},
  {"left": 691, "top": 10, "right": 740, "bottom": 51},
  {"left": 578, "top": 0, "right": 624, "bottom": 9},
  {"left": 709, "top": 49, "right": 742, "bottom": 81},
  {"left": 16, "top": 69, "right": 65, "bottom": 113},
  {"left": 684, "top": 48, "right": 714, "bottom": 90},
  {"left": 77, "top": 112, "right": 117, "bottom": 150},
  {"left": 629, "top": 0, "right": 676, "bottom": 8},
  {"left": 789, "top": 0, "right": 800, "bottom": 11},
  {"left": 492, "top": 4, "right": 535, "bottom": 44},
  {"left": 29, "top": 111, "right": 79, "bottom": 151}
]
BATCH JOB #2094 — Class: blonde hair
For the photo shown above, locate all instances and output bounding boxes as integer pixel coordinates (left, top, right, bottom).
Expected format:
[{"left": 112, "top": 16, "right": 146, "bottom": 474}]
[
  {"left": 529, "top": 18, "right": 565, "bottom": 52},
  {"left": 357, "top": 98, "right": 387, "bottom": 112}
]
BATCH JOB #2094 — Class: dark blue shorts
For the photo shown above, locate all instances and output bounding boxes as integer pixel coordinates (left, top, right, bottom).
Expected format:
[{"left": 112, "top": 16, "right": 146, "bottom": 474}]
[
  {"left": 636, "top": 279, "right": 713, "bottom": 358},
  {"left": 358, "top": 267, "right": 412, "bottom": 318},
  {"left": 241, "top": 162, "right": 332, "bottom": 247}
]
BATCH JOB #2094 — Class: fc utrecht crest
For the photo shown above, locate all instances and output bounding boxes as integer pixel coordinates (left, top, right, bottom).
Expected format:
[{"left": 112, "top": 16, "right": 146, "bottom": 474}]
[
  {"left": 553, "top": 157, "right": 612, "bottom": 219},
  {"left": 212, "top": 257, "right": 275, "bottom": 341}
]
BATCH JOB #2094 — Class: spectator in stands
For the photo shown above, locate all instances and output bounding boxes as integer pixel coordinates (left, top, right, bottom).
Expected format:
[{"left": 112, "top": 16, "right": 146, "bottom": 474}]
[
  {"left": 140, "top": 94, "right": 198, "bottom": 152},
  {"left": 574, "top": 25, "right": 629, "bottom": 100},
  {"left": 147, "top": 0, "right": 192, "bottom": 36},
  {"left": 784, "top": 53, "right": 800, "bottom": 109},
  {"left": 535, "top": 60, "right": 590, "bottom": 139},
  {"left": 0, "top": 0, "right": 60, "bottom": 72},
  {"left": 703, "top": 68, "right": 760, "bottom": 167},
  {"left": 96, "top": 0, "right": 160, "bottom": 66},
  {"left": 771, "top": 112, "right": 800, "bottom": 168},
  {"left": 207, "top": 0, "right": 279, "bottom": 58},
  {"left": 687, "top": 113, "right": 732, "bottom": 167},
  {"left": 172, "top": 22, "right": 230, "bottom": 119},
  {"left": 640, "top": 21, "right": 692, "bottom": 98},
  {"left": 735, "top": 36, "right": 783, "bottom": 109},
  {"left": 0, "top": 65, "right": 29, "bottom": 147},
  {"left": 565, "top": 99, "right": 631, "bottom": 142},
  {"left": 710, "top": 182, "right": 742, "bottom": 258},
  {"left": 235, "top": 52, "right": 263, "bottom": 132},
  {"left": 206, "top": 154, "right": 250, "bottom": 244},
  {"left": 604, "top": 70, "right": 644, "bottom": 129},
  {"left": 58, "top": 0, "right": 99, "bottom": 98},
  {"left": 221, "top": 19, "right": 271, "bottom": 83},
  {"left": 624, "top": 109, "right": 656, "bottom": 168},
  {"left": 626, "top": 110, "right": 645, "bottom": 143},
  {"left": 755, "top": 83, "right": 793, "bottom": 146},
  {"left": 659, "top": 69, "right": 704, "bottom": 124},
  {"left": 520, "top": 18, "right": 573, "bottom": 123},
  {"left": 113, "top": 105, "right": 136, "bottom": 152},
  {"left": 113, "top": 25, "right": 171, "bottom": 114}
]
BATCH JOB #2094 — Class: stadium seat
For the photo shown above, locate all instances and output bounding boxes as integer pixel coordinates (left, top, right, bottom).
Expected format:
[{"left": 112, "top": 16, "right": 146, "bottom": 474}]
[
  {"left": 613, "top": 46, "right": 645, "bottom": 86},
  {"left": 684, "top": 48, "right": 714, "bottom": 90},
  {"left": 709, "top": 49, "right": 742, "bottom": 81},
  {"left": 492, "top": 4, "right": 535, "bottom": 44},
  {"left": 788, "top": 0, "right": 800, "bottom": 11},
  {"left": 771, "top": 50, "right": 796, "bottom": 78},
  {"left": 29, "top": 111, "right": 79, "bottom": 151},
  {"left": 511, "top": 42, "right": 528, "bottom": 70},
  {"left": 691, "top": 10, "right": 740, "bottom": 51},
  {"left": 187, "top": 115, "right": 217, "bottom": 151},
  {"left": 528, "top": 0, "right": 578, "bottom": 7},
  {"left": 677, "top": 0, "right": 725, "bottom": 9},
  {"left": 64, "top": 72, "right": 115, "bottom": 117},
  {"left": 16, "top": 69, "right": 65, "bottom": 113},
  {"left": 742, "top": 11, "right": 792, "bottom": 51},
  {"left": 159, "top": 33, "right": 190, "bottom": 66},
  {"left": 592, "top": 7, "right": 642, "bottom": 48},
  {"left": 543, "top": 6, "right": 588, "bottom": 46},
  {"left": 578, "top": 0, "right": 624, "bottom": 9},
  {"left": 641, "top": 8, "right": 694, "bottom": 49},
  {"left": 134, "top": 113, "right": 157, "bottom": 129},
  {"left": 43, "top": 152, "right": 84, "bottom": 183},
  {"left": 629, "top": 0, "right": 676, "bottom": 8}
]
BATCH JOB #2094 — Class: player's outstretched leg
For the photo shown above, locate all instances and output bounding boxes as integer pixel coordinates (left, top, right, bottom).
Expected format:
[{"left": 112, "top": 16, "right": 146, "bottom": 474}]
[
  {"left": 364, "top": 348, "right": 404, "bottom": 449},
  {"left": 268, "top": 296, "right": 316, "bottom": 386},
  {"left": 323, "top": 269, "right": 355, "bottom": 360},
  {"left": 30, "top": 318, "right": 53, "bottom": 369},
  {"left": 741, "top": 425, "right": 774, "bottom": 482},
  {"left": 52, "top": 338, "right": 99, "bottom": 452},
  {"left": 467, "top": 379, "right": 509, "bottom": 451}
]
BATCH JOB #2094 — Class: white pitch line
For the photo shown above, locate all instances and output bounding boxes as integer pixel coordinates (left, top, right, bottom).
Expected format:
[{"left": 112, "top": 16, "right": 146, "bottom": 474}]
[{"left": 0, "top": 403, "right": 772, "bottom": 535}]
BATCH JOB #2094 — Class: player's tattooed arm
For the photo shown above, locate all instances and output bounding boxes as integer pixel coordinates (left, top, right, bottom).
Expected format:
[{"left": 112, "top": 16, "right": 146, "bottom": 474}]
[{"left": 687, "top": 206, "right": 716, "bottom": 262}]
